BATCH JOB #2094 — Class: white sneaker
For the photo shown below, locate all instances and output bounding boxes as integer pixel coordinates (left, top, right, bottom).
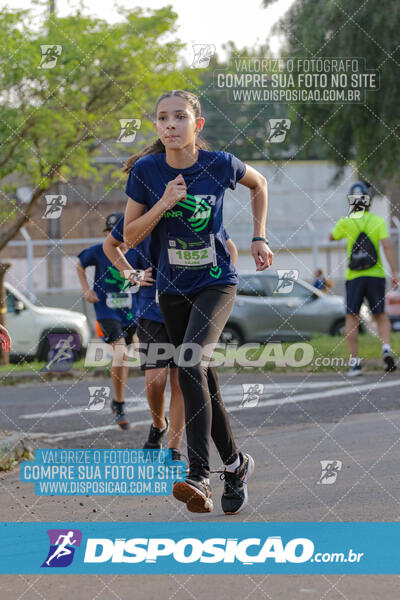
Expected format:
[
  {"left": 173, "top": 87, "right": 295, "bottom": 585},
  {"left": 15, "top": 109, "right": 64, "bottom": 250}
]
[{"left": 347, "top": 364, "right": 363, "bottom": 376}]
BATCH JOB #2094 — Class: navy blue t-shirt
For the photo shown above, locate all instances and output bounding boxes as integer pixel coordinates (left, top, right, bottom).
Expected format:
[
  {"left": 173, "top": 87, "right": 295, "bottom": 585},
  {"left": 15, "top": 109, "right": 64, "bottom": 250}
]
[
  {"left": 111, "top": 217, "right": 163, "bottom": 323},
  {"left": 125, "top": 150, "right": 245, "bottom": 296},
  {"left": 78, "top": 243, "right": 138, "bottom": 324}
]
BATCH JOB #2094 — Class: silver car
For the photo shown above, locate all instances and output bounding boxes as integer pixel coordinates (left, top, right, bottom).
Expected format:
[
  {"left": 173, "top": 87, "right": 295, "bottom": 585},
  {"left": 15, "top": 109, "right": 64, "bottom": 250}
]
[
  {"left": 5, "top": 282, "right": 90, "bottom": 361},
  {"left": 221, "top": 271, "right": 372, "bottom": 344}
]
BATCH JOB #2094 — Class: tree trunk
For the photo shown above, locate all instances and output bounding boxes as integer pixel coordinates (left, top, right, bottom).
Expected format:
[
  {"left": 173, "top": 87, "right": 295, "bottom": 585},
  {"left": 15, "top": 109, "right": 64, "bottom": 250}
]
[
  {"left": 0, "top": 186, "right": 47, "bottom": 252},
  {"left": 0, "top": 262, "right": 11, "bottom": 366}
]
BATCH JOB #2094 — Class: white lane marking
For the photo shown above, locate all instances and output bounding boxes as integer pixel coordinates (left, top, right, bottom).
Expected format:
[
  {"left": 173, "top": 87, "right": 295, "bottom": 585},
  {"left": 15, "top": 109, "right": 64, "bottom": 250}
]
[
  {"left": 230, "top": 377, "right": 400, "bottom": 412},
  {"left": 20, "top": 399, "right": 150, "bottom": 420},
  {"left": 19, "top": 380, "right": 351, "bottom": 420},
  {"left": 26, "top": 378, "right": 400, "bottom": 441},
  {"left": 19, "top": 393, "right": 275, "bottom": 419},
  {"left": 32, "top": 419, "right": 153, "bottom": 442}
]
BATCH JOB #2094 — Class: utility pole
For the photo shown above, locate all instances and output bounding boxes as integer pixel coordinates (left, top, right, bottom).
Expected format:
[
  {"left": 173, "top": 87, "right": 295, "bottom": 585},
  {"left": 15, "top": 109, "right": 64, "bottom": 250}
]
[{"left": 46, "top": 0, "right": 63, "bottom": 291}]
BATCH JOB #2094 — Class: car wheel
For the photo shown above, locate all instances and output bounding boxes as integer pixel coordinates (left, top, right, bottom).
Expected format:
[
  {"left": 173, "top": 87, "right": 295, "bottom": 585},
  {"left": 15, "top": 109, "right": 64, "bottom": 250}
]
[
  {"left": 37, "top": 336, "right": 51, "bottom": 362},
  {"left": 330, "top": 319, "right": 346, "bottom": 336},
  {"left": 220, "top": 325, "right": 244, "bottom": 345}
]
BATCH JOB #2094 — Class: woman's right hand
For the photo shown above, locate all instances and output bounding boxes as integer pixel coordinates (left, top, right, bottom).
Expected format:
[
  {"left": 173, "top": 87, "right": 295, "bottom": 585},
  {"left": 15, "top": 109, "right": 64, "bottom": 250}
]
[
  {"left": 159, "top": 174, "right": 187, "bottom": 211},
  {"left": 84, "top": 289, "right": 99, "bottom": 303},
  {"left": 0, "top": 323, "right": 11, "bottom": 353}
]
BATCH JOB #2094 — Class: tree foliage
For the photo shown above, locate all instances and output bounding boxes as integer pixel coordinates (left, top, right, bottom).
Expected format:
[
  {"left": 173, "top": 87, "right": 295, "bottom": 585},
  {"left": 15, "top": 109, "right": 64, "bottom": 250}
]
[
  {"left": 262, "top": 0, "right": 400, "bottom": 210},
  {"left": 0, "top": 5, "right": 196, "bottom": 249}
]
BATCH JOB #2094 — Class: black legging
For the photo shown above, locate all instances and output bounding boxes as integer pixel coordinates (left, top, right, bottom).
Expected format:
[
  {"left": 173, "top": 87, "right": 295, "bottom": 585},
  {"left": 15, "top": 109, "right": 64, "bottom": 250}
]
[{"left": 159, "top": 284, "right": 238, "bottom": 479}]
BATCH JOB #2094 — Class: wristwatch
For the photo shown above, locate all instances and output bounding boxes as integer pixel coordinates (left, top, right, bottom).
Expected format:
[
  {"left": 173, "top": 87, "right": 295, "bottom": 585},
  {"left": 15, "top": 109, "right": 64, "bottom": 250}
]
[
  {"left": 128, "top": 271, "right": 141, "bottom": 285},
  {"left": 252, "top": 237, "right": 269, "bottom": 244}
]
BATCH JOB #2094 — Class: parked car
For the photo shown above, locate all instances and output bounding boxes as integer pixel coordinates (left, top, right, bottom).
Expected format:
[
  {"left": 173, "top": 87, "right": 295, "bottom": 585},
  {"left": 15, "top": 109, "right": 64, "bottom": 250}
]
[
  {"left": 220, "top": 271, "right": 372, "bottom": 344},
  {"left": 4, "top": 282, "right": 90, "bottom": 361}
]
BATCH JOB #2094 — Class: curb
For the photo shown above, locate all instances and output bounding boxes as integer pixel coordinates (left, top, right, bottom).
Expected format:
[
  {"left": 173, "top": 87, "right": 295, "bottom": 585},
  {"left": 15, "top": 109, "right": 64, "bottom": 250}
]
[
  {"left": 0, "top": 367, "right": 143, "bottom": 386},
  {"left": 0, "top": 431, "right": 35, "bottom": 471}
]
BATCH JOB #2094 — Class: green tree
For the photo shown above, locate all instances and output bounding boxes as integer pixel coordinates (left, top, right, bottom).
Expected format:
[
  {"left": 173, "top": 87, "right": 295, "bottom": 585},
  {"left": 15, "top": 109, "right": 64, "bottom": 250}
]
[
  {"left": 262, "top": 0, "right": 400, "bottom": 210},
  {"left": 0, "top": 5, "right": 196, "bottom": 364},
  {"left": 198, "top": 42, "right": 291, "bottom": 161}
]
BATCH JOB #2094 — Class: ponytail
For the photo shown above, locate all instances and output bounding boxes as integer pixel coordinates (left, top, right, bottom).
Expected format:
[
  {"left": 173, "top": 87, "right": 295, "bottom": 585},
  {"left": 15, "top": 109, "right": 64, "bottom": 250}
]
[
  {"left": 122, "top": 138, "right": 165, "bottom": 174},
  {"left": 122, "top": 89, "right": 209, "bottom": 174}
]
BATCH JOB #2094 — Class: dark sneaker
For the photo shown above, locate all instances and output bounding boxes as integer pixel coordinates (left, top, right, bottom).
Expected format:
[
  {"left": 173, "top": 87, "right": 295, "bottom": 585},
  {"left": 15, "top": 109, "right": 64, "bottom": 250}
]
[
  {"left": 111, "top": 399, "right": 130, "bottom": 430},
  {"left": 143, "top": 418, "right": 168, "bottom": 449},
  {"left": 221, "top": 453, "right": 255, "bottom": 515},
  {"left": 167, "top": 448, "right": 189, "bottom": 477},
  {"left": 170, "top": 448, "right": 182, "bottom": 462},
  {"left": 383, "top": 350, "right": 397, "bottom": 372},
  {"left": 173, "top": 478, "right": 213, "bottom": 513}
]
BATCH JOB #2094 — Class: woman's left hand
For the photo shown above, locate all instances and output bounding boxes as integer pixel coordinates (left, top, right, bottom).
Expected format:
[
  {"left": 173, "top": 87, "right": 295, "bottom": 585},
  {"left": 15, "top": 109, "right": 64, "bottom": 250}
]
[
  {"left": 138, "top": 267, "right": 156, "bottom": 287},
  {"left": 127, "top": 267, "right": 155, "bottom": 287},
  {"left": 251, "top": 241, "right": 274, "bottom": 271}
]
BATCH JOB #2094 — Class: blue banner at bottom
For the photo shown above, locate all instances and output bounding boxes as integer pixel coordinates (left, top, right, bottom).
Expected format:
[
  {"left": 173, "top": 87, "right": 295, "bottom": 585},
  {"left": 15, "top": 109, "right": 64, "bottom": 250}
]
[{"left": 0, "top": 522, "right": 398, "bottom": 574}]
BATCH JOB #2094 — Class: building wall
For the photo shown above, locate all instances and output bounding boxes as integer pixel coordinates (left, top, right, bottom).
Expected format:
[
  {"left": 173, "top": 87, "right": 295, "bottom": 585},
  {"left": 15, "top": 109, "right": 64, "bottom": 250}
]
[{"left": 2, "top": 161, "right": 394, "bottom": 296}]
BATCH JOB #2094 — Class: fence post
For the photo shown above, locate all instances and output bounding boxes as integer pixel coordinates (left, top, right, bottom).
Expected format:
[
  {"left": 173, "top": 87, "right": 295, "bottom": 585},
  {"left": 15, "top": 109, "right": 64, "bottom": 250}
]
[
  {"left": 392, "top": 216, "right": 400, "bottom": 274},
  {"left": 306, "top": 218, "right": 319, "bottom": 272},
  {"left": 20, "top": 227, "right": 37, "bottom": 303}
]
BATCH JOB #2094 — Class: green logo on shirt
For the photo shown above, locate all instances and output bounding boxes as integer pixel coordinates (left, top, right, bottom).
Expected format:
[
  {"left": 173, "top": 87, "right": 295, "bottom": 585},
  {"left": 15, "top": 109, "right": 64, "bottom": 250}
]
[
  {"left": 209, "top": 265, "right": 222, "bottom": 279},
  {"left": 104, "top": 266, "right": 131, "bottom": 292},
  {"left": 163, "top": 186, "right": 211, "bottom": 232},
  {"left": 163, "top": 210, "right": 183, "bottom": 218}
]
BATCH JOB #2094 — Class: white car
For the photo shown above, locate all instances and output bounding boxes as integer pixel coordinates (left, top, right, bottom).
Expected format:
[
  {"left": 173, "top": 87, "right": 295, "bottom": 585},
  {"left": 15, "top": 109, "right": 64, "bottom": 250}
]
[{"left": 5, "top": 282, "right": 90, "bottom": 361}]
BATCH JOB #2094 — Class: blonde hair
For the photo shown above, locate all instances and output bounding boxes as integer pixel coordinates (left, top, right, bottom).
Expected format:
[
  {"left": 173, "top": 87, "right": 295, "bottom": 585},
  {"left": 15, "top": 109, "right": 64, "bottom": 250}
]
[{"left": 122, "top": 90, "right": 209, "bottom": 174}]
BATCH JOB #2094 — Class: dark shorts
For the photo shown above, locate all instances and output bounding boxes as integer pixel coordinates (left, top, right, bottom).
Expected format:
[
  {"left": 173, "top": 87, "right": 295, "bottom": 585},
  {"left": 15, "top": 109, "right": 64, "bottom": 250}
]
[
  {"left": 97, "top": 319, "right": 137, "bottom": 345},
  {"left": 345, "top": 276, "right": 386, "bottom": 315},
  {"left": 136, "top": 317, "right": 177, "bottom": 371}
]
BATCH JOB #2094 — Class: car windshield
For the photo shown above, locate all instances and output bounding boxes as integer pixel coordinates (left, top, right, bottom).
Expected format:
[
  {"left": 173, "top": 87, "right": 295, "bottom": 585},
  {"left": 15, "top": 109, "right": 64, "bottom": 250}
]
[
  {"left": 237, "top": 275, "right": 267, "bottom": 297},
  {"left": 6, "top": 291, "right": 16, "bottom": 313}
]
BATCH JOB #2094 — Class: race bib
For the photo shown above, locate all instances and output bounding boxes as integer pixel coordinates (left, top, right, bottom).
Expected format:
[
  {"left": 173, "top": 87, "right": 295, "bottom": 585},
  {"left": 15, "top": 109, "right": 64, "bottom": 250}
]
[
  {"left": 167, "top": 234, "right": 217, "bottom": 269},
  {"left": 105, "top": 292, "right": 132, "bottom": 309}
]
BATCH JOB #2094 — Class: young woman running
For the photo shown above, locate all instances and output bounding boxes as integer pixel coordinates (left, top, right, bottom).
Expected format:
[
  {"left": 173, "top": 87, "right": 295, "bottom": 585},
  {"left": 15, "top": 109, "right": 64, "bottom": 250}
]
[
  {"left": 123, "top": 90, "right": 273, "bottom": 514},
  {"left": 104, "top": 215, "right": 238, "bottom": 460}
]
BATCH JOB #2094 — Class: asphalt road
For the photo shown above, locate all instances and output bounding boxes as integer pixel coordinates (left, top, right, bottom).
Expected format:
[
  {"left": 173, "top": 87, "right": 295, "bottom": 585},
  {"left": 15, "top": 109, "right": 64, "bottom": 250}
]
[{"left": 1, "top": 371, "right": 400, "bottom": 598}]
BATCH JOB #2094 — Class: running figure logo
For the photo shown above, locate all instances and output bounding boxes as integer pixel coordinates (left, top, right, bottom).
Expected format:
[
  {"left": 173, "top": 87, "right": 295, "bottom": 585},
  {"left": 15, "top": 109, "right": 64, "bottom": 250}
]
[
  {"left": 41, "top": 333, "right": 81, "bottom": 372},
  {"left": 38, "top": 45, "right": 62, "bottom": 69},
  {"left": 348, "top": 196, "right": 367, "bottom": 219},
  {"left": 274, "top": 269, "right": 299, "bottom": 294},
  {"left": 191, "top": 44, "right": 216, "bottom": 68},
  {"left": 86, "top": 386, "right": 110, "bottom": 411},
  {"left": 317, "top": 460, "right": 343, "bottom": 485},
  {"left": 177, "top": 194, "right": 213, "bottom": 232},
  {"left": 266, "top": 119, "right": 291, "bottom": 143},
  {"left": 117, "top": 119, "right": 141, "bottom": 143},
  {"left": 240, "top": 384, "right": 264, "bottom": 408},
  {"left": 42, "top": 195, "right": 67, "bottom": 219},
  {"left": 42, "top": 529, "right": 82, "bottom": 568}
]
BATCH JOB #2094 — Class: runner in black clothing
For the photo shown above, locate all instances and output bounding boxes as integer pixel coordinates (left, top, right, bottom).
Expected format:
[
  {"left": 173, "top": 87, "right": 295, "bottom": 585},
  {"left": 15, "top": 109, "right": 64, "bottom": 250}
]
[{"left": 77, "top": 213, "right": 152, "bottom": 429}]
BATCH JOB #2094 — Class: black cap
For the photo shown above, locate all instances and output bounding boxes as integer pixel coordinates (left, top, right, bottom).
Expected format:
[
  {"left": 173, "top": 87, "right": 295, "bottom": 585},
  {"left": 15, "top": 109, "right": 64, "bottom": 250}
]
[{"left": 104, "top": 212, "right": 124, "bottom": 232}]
